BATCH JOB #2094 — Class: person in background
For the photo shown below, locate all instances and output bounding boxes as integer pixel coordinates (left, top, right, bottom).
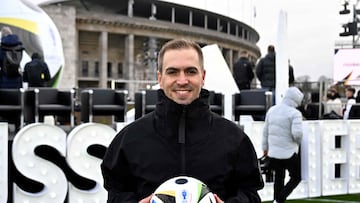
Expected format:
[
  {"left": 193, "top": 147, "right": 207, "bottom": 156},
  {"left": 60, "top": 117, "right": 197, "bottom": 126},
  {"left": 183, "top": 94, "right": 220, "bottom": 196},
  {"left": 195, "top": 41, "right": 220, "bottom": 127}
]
[
  {"left": 256, "top": 45, "right": 276, "bottom": 91},
  {"left": 343, "top": 86, "right": 356, "bottom": 119},
  {"left": 356, "top": 89, "right": 360, "bottom": 103},
  {"left": 262, "top": 86, "right": 304, "bottom": 203},
  {"left": 288, "top": 59, "right": 295, "bottom": 86},
  {"left": 233, "top": 50, "right": 254, "bottom": 90},
  {"left": 323, "top": 86, "right": 342, "bottom": 118},
  {"left": 0, "top": 26, "right": 23, "bottom": 88},
  {"left": 101, "top": 39, "right": 264, "bottom": 203},
  {"left": 23, "top": 52, "right": 51, "bottom": 87}
]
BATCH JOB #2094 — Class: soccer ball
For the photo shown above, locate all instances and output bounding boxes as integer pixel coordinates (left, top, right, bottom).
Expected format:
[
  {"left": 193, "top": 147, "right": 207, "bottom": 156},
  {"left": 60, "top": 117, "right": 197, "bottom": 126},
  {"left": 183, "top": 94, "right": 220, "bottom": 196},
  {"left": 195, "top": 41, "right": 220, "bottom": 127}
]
[{"left": 150, "top": 176, "right": 216, "bottom": 203}]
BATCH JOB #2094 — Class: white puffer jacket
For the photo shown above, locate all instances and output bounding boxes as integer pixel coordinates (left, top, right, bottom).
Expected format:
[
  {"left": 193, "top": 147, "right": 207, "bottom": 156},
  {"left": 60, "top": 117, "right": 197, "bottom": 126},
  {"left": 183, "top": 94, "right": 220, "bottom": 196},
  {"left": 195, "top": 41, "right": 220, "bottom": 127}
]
[{"left": 262, "top": 87, "right": 304, "bottom": 159}]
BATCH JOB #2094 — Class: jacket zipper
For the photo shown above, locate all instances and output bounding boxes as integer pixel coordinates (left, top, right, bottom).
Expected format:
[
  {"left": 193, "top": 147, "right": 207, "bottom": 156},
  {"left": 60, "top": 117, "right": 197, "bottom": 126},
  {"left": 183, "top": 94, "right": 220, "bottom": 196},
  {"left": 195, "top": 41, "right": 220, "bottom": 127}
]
[{"left": 178, "top": 107, "right": 186, "bottom": 174}]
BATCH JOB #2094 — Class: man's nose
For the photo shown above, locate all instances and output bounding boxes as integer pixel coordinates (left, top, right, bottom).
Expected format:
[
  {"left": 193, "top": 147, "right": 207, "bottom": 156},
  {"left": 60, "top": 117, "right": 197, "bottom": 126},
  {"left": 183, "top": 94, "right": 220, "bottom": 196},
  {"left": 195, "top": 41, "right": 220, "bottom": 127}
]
[{"left": 176, "top": 72, "right": 189, "bottom": 84}]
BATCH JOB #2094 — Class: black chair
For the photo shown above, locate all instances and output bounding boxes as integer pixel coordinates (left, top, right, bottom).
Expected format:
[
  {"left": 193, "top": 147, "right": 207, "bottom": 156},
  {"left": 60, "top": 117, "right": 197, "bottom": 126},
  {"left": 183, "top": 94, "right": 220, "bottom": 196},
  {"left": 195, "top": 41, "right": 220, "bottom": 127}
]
[
  {"left": 348, "top": 104, "right": 360, "bottom": 119},
  {"left": 24, "top": 88, "right": 75, "bottom": 127},
  {"left": 303, "top": 103, "right": 324, "bottom": 120},
  {"left": 208, "top": 91, "right": 224, "bottom": 116},
  {"left": 0, "top": 88, "right": 24, "bottom": 131},
  {"left": 134, "top": 89, "right": 158, "bottom": 120},
  {"left": 80, "top": 88, "right": 128, "bottom": 124},
  {"left": 232, "top": 89, "right": 272, "bottom": 121}
]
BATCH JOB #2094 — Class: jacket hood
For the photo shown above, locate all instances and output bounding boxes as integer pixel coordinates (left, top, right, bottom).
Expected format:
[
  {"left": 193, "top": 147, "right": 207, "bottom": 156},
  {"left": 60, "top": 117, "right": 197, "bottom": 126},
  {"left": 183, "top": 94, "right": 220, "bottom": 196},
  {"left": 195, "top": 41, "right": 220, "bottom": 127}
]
[{"left": 282, "top": 87, "right": 304, "bottom": 107}]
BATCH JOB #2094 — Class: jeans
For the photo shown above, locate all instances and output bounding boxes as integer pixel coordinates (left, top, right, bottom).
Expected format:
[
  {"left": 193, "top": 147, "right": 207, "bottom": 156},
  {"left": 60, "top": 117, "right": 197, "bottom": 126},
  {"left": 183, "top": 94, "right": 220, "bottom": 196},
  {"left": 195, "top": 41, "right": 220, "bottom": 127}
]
[{"left": 269, "top": 153, "right": 301, "bottom": 203}]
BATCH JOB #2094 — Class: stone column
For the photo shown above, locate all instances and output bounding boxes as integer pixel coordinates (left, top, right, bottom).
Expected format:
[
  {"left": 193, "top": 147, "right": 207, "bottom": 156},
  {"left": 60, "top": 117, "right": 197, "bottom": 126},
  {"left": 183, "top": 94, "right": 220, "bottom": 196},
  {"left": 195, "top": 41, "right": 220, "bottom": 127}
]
[
  {"left": 125, "top": 34, "right": 135, "bottom": 100},
  {"left": 99, "top": 31, "right": 108, "bottom": 88}
]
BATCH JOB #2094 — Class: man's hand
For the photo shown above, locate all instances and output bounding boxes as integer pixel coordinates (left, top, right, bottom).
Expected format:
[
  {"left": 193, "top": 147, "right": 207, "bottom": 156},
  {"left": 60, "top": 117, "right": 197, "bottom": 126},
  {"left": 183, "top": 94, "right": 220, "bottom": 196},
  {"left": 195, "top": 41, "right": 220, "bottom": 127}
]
[
  {"left": 263, "top": 150, "right": 268, "bottom": 157},
  {"left": 214, "top": 194, "right": 224, "bottom": 203},
  {"left": 139, "top": 194, "right": 152, "bottom": 203}
]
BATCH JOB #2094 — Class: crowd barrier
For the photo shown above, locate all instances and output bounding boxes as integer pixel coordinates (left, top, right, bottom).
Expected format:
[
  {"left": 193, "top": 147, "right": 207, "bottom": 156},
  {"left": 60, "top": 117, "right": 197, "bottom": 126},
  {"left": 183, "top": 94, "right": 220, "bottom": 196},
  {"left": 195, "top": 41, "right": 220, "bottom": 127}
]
[{"left": 1, "top": 119, "right": 360, "bottom": 202}]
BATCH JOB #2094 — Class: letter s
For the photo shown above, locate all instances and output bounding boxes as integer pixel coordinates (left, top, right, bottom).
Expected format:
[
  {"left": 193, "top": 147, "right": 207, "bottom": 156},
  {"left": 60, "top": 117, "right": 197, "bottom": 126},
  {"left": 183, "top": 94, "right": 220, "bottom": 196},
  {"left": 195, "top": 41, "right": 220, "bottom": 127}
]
[
  {"left": 66, "top": 123, "right": 116, "bottom": 203},
  {"left": 12, "top": 123, "right": 67, "bottom": 203}
]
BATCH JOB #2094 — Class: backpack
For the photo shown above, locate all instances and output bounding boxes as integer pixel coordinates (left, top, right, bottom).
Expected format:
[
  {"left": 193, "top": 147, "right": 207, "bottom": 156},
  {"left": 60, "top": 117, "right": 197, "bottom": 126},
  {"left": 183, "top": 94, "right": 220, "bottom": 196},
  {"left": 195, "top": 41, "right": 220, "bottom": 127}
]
[{"left": 1, "top": 44, "right": 23, "bottom": 78}]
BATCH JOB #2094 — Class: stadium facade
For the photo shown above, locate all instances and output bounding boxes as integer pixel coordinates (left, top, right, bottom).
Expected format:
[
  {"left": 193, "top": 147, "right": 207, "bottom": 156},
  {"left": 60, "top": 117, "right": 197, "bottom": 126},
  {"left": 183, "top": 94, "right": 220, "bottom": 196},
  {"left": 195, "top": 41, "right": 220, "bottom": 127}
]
[{"left": 41, "top": 0, "right": 260, "bottom": 98}]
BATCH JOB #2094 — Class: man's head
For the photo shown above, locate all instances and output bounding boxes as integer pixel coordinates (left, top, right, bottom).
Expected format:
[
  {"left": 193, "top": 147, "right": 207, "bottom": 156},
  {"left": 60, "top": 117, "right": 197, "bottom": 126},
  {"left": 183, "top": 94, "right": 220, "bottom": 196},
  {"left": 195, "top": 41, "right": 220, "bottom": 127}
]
[
  {"left": 1, "top": 26, "right": 12, "bottom": 37},
  {"left": 267, "top": 45, "right": 275, "bottom": 53},
  {"left": 345, "top": 86, "right": 355, "bottom": 98},
  {"left": 240, "top": 50, "right": 248, "bottom": 58},
  {"left": 31, "top": 52, "right": 41, "bottom": 60},
  {"left": 157, "top": 39, "right": 205, "bottom": 105}
]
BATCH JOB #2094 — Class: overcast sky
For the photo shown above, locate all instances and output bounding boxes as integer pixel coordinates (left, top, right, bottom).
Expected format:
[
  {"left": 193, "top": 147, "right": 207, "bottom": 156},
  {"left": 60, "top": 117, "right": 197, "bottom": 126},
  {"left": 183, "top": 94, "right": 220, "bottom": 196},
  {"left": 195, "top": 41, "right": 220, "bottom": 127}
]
[
  {"left": 32, "top": 0, "right": 349, "bottom": 81},
  {"left": 163, "top": 0, "right": 345, "bottom": 81},
  {"left": 253, "top": 0, "right": 342, "bottom": 81}
]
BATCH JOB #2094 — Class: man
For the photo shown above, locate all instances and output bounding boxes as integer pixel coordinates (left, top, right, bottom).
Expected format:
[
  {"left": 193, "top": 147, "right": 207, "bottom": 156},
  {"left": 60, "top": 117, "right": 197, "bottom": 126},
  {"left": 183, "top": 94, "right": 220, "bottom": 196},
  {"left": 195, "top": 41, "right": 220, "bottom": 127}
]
[
  {"left": 288, "top": 60, "right": 295, "bottom": 86},
  {"left": 262, "top": 87, "right": 304, "bottom": 203},
  {"left": 343, "top": 86, "right": 356, "bottom": 119},
  {"left": 0, "top": 26, "right": 23, "bottom": 88},
  {"left": 256, "top": 45, "right": 276, "bottom": 90},
  {"left": 23, "top": 52, "right": 51, "bottom": 87},
  {"left": 233, "top": 50, "right": 254, "bottom": 90},
  {"left": 101, "top": 39, "right": 264, "bottom": 203}
]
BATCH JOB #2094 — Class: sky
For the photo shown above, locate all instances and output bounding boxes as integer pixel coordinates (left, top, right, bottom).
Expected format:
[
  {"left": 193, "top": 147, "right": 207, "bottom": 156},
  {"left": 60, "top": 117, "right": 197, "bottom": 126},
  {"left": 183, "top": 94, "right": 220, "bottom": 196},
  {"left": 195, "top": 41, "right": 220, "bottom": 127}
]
[
  {"left": 253, "top": 0, "right": 342, "bottom": 81},
  {"left": 163, "top": 0, "right": 344, "bottom": 81},
  {"left": 31, "top": 0, "right": 349, "bottom": 81}
]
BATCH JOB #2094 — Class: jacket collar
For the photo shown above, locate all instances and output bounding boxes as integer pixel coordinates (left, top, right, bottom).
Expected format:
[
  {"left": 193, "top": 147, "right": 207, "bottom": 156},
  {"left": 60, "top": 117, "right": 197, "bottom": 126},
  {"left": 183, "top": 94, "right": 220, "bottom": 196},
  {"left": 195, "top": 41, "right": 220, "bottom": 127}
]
[{"left": 154, "top": 89, "right": 213, "bottom": 144}]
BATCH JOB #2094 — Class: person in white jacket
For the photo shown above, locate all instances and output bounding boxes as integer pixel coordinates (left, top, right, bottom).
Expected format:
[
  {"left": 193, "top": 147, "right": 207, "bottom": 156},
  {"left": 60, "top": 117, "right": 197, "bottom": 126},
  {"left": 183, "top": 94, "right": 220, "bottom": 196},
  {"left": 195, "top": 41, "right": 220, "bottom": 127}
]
[{"left": 262, "top": 86, "right": 304, "bottom": 203}]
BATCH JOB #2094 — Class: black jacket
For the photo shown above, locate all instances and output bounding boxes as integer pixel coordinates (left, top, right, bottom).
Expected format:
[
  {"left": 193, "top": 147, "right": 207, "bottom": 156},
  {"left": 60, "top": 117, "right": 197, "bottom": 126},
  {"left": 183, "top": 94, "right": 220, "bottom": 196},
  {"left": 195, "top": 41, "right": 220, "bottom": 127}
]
[
  {"left": 23, "top": 58, "right": 51, "bottom": 87},
  {"left": 233, "top": 57, "right": 255, "bottom": 90},
  {"left": 101, "top": 89, "right": 264, "bottom": 203},
  {"left": 256, "top": 53, "right": 275, "bottom": 88}
]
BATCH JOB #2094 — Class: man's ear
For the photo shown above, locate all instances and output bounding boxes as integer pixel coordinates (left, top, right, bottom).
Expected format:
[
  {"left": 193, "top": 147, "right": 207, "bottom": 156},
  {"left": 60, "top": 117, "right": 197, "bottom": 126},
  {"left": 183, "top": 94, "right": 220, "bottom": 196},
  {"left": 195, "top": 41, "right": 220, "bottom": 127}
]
[{"left": 157, "top": 70, "right": 162, "bottom": 87}]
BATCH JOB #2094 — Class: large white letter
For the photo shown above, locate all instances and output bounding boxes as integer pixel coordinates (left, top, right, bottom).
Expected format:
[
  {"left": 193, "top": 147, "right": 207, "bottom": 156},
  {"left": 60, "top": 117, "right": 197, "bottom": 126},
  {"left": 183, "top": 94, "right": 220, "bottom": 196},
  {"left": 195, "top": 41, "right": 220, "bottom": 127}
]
[
  {"left": 67, "top": 123, "right": 116, "bottom": 203},
  {"left": 0, "top": 123, "right": 8, "bottom": 203},
  {"left": 12, "top": 123, "right": 67, "bottom": 203}
]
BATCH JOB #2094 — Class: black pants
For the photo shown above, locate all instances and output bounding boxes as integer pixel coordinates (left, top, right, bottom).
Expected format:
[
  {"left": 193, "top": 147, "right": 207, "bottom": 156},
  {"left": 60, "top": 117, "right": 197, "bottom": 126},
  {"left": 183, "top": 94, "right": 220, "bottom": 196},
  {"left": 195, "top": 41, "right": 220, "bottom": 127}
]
[{"left": 270, "top": 153, "right": 301, "bottom": 203}]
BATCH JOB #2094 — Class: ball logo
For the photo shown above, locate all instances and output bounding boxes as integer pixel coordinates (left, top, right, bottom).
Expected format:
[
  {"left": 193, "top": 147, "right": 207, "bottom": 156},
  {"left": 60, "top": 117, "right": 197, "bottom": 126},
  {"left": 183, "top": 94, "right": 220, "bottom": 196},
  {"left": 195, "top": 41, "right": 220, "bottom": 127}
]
[
  {"left": 181, "top": 189, "right": 189, "bottom": 203},
  {"left": 151, "top": 176, "right": 215, "bottom": 203}
]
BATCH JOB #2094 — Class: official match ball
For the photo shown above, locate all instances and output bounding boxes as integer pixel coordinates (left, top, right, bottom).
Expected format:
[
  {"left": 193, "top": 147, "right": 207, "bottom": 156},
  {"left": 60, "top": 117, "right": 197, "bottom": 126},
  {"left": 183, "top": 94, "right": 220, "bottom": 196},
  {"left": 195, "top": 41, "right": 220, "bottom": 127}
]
[{"left": 150, "top": 176, "right": 216, "bottom": 203}]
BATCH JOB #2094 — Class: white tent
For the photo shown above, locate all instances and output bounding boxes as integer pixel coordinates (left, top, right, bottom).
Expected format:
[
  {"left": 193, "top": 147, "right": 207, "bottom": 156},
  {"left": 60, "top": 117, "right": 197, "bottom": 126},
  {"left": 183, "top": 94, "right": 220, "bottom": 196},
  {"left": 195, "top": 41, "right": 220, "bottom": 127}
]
[{"left": 202, "top": 44, "right": 239, "bottom": 120}]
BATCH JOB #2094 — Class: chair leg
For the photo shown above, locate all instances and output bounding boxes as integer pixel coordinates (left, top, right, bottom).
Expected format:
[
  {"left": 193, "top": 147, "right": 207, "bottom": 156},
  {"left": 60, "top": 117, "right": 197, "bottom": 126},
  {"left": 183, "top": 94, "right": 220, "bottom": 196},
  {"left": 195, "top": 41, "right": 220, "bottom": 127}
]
[{"left": 70, "top": 113, "right": 74, "bottom": 128}]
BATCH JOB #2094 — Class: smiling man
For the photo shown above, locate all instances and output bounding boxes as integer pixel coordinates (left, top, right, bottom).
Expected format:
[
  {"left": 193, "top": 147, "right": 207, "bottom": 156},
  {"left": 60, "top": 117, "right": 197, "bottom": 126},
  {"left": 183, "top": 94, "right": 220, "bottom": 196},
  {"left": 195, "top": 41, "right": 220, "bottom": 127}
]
[{"left": 101, "top": 39, "right": 264, "bottom": 203}]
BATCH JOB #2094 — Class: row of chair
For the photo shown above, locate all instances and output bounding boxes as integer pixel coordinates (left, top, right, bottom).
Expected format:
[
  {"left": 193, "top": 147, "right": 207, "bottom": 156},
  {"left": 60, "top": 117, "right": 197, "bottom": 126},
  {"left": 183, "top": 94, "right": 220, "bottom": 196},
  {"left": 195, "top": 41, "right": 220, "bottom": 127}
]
[
  {"left": 0, "top": 88, "right": 274, "bottom": 132},
  {"left": 0, "top": 88, "right": 128, "bottom": 131}
]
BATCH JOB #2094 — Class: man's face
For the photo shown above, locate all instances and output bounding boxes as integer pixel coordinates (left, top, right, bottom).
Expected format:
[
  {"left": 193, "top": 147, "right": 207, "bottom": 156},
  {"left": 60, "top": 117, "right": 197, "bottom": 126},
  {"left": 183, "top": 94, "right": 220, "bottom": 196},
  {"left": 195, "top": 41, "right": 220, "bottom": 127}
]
[
  {"left": 157, "top": 48, "right": 205, "bottom": 105},
  {"left": 345, "top": 90, "right": 353, "bottom": 98}
]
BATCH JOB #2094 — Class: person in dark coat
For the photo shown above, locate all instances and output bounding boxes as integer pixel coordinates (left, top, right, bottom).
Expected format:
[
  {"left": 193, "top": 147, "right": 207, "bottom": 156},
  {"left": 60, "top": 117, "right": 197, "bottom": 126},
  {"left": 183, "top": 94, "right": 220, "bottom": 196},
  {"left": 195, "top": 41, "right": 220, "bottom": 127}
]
[
  {"left": 256, "top": 45, "right": 276, "bottom": 90},
  {"left": 0, "top": 26, "right": 23, "bottom": 88},
  {"left": 23, "top": 52, "right": 51, "bottom": 87},
  {"left": 233, "top": 50, "right": 254, "bottom": 90},
  {"left": 101, "top": 39, "right": 264, "bottom": 203}
]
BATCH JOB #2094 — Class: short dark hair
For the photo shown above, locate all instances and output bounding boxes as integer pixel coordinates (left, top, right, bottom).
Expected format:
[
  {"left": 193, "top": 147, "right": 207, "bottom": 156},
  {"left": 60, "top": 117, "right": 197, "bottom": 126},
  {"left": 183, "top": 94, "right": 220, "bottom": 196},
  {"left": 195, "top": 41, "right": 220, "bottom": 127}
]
[
  {"left": 157, "top": 39, "right": 203, "bottom": 73},
  {"left": 267, "top": 45, "right": 275, "bottom": 53},
  {"left": 346, "top": 86, "right": 355, "bottom": 94},
  {"left": 31, "top": 52, "right": 41, "bottom": 60}
]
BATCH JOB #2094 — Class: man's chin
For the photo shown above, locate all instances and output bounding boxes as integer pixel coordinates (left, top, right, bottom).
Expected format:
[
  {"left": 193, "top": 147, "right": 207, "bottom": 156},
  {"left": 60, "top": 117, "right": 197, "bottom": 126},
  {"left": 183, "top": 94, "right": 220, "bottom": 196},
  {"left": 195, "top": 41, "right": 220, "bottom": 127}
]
[{"left": 174, "top": 98, "right": 191, "bottom": 105}]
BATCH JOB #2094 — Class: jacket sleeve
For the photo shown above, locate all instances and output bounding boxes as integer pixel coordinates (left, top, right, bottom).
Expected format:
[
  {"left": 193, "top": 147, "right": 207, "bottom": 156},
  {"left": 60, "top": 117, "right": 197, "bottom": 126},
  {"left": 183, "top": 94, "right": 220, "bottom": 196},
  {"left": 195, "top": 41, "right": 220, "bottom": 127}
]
[
  {"left": 101, "top": 134, "right": 138, "bottom": 203},
  {"left": 262, "top": 113, "right": 270, "bottom": 151},
  {"left": 226, "top": 135, "right": 264, "bottom": 203},
  {"left": 248, "top": 62, "right": 255, "bottom": 81},
  {"left": 291, "top": 111, "right": 303, "bottom": 145},
  {"left": 23, "top": 65, "right": 28, "bottom": 82},
  {"left": 43, "top": 62, "right": 51, "bottom": 81},
  {"left": 255, "top": 60, "right": 263, "bottom": 82}
]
